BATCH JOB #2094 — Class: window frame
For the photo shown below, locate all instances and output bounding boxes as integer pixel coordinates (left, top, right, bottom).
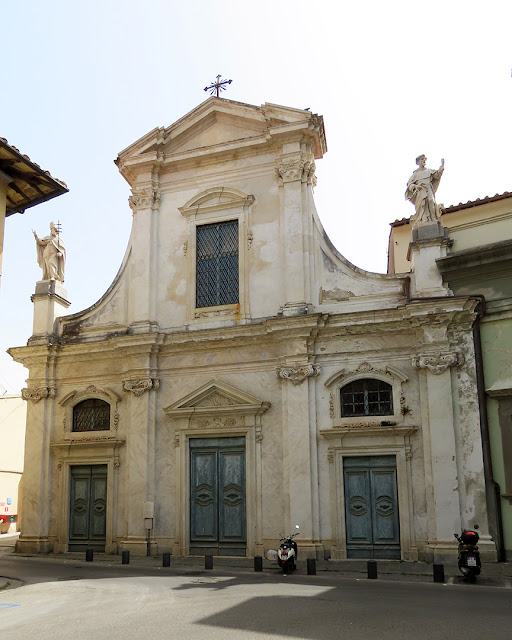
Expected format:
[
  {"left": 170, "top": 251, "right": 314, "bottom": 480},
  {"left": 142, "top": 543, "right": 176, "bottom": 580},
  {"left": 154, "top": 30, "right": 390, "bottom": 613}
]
[
  {"left": 195, "top": 219, "right": 239, "bottom": 309},
  {"left": 340, "top": 378, "right": 394, "bottom": 418},
  {"left": 325, "top": 364, "right": 408, "bottom": 427},
  {"left": 72, "top": 398, "right": 112, "bottom": 432},
  {"left": 179, "top": 187, "right": 253, "bottom": 324}
]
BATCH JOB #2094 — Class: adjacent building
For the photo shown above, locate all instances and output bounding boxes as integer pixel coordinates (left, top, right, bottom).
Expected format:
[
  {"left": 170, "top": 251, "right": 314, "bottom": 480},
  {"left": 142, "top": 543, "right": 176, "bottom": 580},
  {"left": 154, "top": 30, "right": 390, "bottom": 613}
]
[
  {"left": 389, "top": 193, "right": 512, "bottom": 560},
  {"left": 9, "top": 98, "right": 498, "bottom": 562}
]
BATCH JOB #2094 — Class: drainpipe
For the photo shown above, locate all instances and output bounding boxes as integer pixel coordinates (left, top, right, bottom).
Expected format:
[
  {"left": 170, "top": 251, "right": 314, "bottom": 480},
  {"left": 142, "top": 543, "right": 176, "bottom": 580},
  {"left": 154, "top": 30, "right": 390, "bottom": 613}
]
[{"left": 404, "top": 276, "right": 505, "bottom": 561}]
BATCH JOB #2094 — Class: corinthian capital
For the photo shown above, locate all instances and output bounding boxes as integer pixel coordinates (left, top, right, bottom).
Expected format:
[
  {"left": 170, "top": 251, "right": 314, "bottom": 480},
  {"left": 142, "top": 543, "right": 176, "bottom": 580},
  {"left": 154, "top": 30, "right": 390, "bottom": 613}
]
[
  {"left": 276, "top": 159, "right": 306, "bottom": 184},
  {"left": 412, "top": 352, "right": 464, "bottom": 375},
  {"left": 128, "top": 187, "right": 161, "bottom": 213}
]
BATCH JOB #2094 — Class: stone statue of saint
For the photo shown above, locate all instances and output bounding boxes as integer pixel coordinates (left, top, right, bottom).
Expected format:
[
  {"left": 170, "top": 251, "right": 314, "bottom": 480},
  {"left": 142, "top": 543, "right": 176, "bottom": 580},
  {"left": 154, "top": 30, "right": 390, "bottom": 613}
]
[
  {"left": 405, "top": 155, "right": 445, "bottom": 225},
  {"left": 33, "top": 222, "right": 66, "bottom": 282}
]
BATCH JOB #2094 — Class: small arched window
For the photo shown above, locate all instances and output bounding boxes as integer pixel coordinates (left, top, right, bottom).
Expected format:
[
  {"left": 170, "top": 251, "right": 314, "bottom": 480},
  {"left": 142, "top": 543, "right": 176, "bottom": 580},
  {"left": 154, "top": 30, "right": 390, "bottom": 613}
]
[
  {"left": 72, "top": 399, "right": 110, "bottom": 432},
  {"left": 340, "top": 379, "right": 393, "bottom": 417}
]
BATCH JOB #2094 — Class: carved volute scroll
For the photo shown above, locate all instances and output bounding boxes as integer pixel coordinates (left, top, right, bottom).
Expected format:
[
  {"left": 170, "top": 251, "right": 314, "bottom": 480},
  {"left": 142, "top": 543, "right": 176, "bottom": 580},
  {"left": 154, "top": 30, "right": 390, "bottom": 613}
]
[
  {"left": 412, "top": 352, "right": 464, "bottom": 375},
  {"left": 21, "top": 386, "right": 56, "bottom": 403},
  {"left": 277, "top": 364, "right": 321, "bottom": 386}
]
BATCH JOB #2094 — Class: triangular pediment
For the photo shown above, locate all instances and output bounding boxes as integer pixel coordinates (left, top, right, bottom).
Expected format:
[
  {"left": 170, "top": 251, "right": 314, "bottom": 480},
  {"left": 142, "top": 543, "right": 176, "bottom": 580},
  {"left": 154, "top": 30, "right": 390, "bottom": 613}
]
[
  {"left": 163, "top": 379, "right": 270, "bottom": 417},
  {"left": 116, "top": 97, "right": 325, "bottom": 167}
]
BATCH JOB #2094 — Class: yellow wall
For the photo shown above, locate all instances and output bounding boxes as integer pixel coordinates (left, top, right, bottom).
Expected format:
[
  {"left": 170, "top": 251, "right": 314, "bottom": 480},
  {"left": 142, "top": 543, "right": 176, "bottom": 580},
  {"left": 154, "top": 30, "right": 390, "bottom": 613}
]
[
  {"left": 0, "top": 395, "right": 26, "bottom": 533},
  {"left": 388, "top": 197, "right": 512, "bottom": 274}
]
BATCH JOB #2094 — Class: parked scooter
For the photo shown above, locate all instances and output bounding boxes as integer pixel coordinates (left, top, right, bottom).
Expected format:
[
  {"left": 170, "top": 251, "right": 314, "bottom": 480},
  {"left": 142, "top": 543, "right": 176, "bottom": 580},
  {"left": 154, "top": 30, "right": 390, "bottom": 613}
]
[
  {"left": 454, "top": 530, "right": 481, "bottom": 583},
  {"left": 277, "top": 525, "right": 300, "bottom": 574}
]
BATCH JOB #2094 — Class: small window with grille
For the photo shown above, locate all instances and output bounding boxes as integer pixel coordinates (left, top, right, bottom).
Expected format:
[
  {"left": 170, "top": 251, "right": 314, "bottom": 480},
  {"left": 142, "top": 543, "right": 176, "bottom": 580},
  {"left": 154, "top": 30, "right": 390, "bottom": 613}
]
[
  {"left": 196, "top": 220, "right": 239, "bottom": 309},
  {"left": 340, "top": 379, "right": 393, "bottom": 417},
  {"left": 72, "top": 399, "right": 111, "bottom": 432}
]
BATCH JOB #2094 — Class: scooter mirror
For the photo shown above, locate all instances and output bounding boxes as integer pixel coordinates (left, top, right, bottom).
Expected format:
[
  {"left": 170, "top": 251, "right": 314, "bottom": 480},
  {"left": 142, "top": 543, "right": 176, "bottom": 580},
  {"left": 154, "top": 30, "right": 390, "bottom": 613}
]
[{"left": 295, "top": 525, "right": 300, "bottom": 529}]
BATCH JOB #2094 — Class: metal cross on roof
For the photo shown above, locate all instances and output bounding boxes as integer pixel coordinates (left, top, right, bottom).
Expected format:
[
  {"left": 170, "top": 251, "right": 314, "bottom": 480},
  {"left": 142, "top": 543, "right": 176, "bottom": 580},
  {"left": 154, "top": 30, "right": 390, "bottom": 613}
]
[{"left": 204, "top": 75, "right": 232, "bottom": 97}]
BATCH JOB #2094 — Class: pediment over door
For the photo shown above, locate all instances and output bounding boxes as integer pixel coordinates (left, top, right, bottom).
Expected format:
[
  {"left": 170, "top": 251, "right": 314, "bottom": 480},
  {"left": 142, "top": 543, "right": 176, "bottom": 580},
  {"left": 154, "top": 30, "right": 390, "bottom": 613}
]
[{"left": 163, "top": 379, "right": 270, "bottom": 420}]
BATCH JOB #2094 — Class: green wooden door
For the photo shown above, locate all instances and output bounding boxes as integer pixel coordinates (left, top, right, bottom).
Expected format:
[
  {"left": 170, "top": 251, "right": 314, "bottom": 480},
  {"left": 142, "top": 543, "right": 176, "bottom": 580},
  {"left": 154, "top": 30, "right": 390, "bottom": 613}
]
[
  {"left": 344, "top": 456, "right": 400, "bottom": 559},
  {"left": 69, "top": 465, "right": 107, "bottom": 551},
  {"left": 190, "top": 437, "right": 246, "bottom": 556}
]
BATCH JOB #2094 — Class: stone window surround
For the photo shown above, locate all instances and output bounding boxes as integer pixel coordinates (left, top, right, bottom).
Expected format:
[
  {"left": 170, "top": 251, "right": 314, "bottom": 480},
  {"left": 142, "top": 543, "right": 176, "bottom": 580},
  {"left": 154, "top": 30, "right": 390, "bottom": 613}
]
[
  {"left": 179, "top": 187, "right": 254, "bottom": 324},
  {"left": 325, "top": 364, "right": 409, "bottom": 427},
  {"left": 58, "top": 386, "right": 121, "bottom": 435}
]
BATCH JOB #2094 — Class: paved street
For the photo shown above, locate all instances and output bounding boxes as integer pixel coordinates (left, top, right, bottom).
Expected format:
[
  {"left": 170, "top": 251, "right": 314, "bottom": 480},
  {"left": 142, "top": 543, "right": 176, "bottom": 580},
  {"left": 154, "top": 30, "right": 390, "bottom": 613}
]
[{"left": 1, "top": 536, "right": 511, "bottom": 640}]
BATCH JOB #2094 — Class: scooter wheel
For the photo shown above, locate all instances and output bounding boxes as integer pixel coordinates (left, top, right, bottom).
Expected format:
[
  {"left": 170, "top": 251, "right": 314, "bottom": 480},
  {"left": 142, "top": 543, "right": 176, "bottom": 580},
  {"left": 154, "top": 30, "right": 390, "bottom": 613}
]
[{"left": 469, "top": 572, "right": 477, "bottom": 584}]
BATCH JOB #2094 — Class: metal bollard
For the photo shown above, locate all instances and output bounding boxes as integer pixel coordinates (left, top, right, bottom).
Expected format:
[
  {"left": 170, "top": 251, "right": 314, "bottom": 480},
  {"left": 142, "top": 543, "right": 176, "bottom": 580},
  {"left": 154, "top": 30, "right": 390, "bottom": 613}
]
[
  {"left": 163, "top": 552, "right": 171, "bottom": 568},
  {"left": 433, "top": 563, "right": 445, "bottom": 583},
  {"left": 307, "top": 558, "right": 317, "bottom": 575},
  {"left": 122, "top": 550, "right": 130, "bottom": 565},
  {"left": 85, "top": 548, "right": 94, "bottom": 562},
  {"left": 367, "top": 560, "right": 377, "bottom": 579},
  {"left": 254, "top": 555, "right": 263, "bottom": 572},
  {"left": 205, "top": 555, "right": 213, "bottom": 570}
]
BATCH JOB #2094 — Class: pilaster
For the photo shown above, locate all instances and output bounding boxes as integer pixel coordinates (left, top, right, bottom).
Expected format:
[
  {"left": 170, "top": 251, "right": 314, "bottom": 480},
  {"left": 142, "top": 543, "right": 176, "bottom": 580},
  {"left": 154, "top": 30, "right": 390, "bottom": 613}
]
[{"left": 276, "top": 148, "right": 316, "bottom": 316}]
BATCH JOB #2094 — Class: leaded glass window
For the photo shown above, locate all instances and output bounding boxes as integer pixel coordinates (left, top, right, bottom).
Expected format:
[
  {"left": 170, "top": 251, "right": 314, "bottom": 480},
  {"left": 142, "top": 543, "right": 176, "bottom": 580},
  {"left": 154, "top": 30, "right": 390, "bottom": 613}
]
[
  {"left": 196, "top": 220, "right": 239, "bottom": 308},
  {"left": 72, "top": 399, "right": 110, "bottom": 432},
  {"left": 340, "top": 379, "right": 393, "bottom": 417}
]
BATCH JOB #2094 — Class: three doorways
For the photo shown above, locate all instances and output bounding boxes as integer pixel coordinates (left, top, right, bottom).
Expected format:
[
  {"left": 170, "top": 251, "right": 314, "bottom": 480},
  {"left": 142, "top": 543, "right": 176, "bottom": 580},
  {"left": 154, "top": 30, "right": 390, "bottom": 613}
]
[{"left": 68, "top": 450, "right": 399, "bottom": 559}]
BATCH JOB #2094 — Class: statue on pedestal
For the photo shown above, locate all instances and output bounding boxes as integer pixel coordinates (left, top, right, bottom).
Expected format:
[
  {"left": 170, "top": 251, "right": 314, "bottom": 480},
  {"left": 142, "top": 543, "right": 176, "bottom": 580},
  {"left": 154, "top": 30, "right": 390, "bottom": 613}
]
[
  {"left": 405, "top": 155, "right": 444, "bottom": 225},
  {"left": 33, "top": 222, "right": 66, "bottom": 282}
]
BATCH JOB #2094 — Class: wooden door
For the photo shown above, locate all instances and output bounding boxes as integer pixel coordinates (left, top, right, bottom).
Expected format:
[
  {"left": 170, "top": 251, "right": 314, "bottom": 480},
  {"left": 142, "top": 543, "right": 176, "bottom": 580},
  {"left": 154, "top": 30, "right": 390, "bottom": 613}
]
[
  {"left": 69, "top": 465, "right": 107, "bottom": 551},
  {"left": 190, "top": 437, "right": 246, "bottom": 556},
  {"left": 344, "top": 456, "right": 400, "bottom": 559}
]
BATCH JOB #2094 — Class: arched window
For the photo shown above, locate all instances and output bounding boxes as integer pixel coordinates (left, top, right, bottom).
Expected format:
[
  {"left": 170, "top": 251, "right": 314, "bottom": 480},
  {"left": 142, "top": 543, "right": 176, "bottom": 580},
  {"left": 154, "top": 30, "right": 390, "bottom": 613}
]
[
  {"left": 340, "top": 379, "right": 393, "bottom": 417},
  {"left": 72, "top": 399, "right": 110, "bottom": 432}
]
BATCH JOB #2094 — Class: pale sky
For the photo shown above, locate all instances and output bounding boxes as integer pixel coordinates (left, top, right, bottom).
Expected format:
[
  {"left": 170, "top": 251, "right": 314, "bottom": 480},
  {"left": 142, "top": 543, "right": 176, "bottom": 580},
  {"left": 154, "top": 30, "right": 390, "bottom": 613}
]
[{"left": 1, "top": 0, "right": 511, "bottom": 393}]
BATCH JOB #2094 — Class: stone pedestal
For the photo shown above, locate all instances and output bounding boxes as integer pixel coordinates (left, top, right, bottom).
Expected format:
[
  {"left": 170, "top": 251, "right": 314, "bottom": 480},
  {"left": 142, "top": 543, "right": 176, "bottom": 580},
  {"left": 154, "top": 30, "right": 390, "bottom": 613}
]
[
  {"left": 30, "top": 280, "right": 71, "bottom": 341},
  {"left": 408, "top": 223, "right": 452, "bottom": 297}
]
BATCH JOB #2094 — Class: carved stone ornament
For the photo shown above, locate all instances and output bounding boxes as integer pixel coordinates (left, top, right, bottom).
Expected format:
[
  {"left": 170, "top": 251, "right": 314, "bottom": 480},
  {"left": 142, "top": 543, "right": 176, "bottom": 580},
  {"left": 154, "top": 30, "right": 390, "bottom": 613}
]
[
  {"left": 21, "top": 387, "right": 55, "bottom": 403},
  {"left": 277, "top": 364, "right": 321, "bottom": 385},
  {"left": 183, "top": 240, "right": 188, "bottom": 256},
  {"left": 123, "top": 378, "right": 159, "bottom": 396},
  {"left": 247, "top": 229, "right": 253, "bottom": 250},
  {"left": 195, "top": 308, "right": 235, "bottom": 319},
  {"left": 196, "top": 392, "right": 237, "bottom": 407},
  {"left": 412, "top": 352, "right": 464, "bottom": 375},
  {"left": 128, "top": 187, "right": 160, "bottom": 213},
  {"left": 276, "top": 159, "right": 305, "bottom": 183},
  {"left": 195, "top": 417, "right": 237, "bottom": 428},
  {"left": 302, "top": 161, "right": 317, "bottom": 186},
  {"left": 329, "top": 393, "right": 335, "bottom": 418}
]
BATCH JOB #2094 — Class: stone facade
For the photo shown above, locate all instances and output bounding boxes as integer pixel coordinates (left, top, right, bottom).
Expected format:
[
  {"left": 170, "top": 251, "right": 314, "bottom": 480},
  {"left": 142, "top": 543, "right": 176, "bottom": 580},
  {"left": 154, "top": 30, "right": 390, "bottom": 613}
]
[{"left": 9, "top": 98, "right": 497, "bottom": 561}]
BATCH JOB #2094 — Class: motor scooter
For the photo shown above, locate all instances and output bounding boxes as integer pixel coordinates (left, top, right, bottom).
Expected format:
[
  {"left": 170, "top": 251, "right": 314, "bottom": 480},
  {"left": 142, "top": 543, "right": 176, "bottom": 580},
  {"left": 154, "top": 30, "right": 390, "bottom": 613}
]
[
  {"left": 454, "top": 530, "right": 481, "bottom": 583},
  {"left": 277, "top": 525, "right": 300, "bottom": 574}
]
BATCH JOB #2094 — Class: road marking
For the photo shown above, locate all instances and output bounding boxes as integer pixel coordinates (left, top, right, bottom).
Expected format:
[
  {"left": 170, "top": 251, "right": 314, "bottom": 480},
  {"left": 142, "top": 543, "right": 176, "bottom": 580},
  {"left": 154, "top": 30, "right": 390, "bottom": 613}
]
[{"left": 0, "top": 604, "right": 20, "bottom": 610}]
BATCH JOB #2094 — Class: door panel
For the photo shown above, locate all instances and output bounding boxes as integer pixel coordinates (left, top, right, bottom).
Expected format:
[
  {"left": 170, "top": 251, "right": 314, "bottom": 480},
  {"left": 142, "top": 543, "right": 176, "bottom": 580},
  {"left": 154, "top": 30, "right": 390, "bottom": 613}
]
[
  {"left": 344, "top": 456, "right": 400, "bottom": 559},
  {"left": 190, "top": 437, "right": 246, "bottom": 556},
  {"left": 190, "top": 451, "right": 217, "bottom": 543},
  {"left": 69, "top": 465, "right": 107, "bottom": 551}
]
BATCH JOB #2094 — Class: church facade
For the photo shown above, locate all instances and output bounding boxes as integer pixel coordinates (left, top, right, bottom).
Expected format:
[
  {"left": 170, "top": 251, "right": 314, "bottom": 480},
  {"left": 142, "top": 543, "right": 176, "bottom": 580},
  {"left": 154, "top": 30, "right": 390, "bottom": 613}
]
[{"left": 10, "top": 98, "right": 497, "bottom": 562}]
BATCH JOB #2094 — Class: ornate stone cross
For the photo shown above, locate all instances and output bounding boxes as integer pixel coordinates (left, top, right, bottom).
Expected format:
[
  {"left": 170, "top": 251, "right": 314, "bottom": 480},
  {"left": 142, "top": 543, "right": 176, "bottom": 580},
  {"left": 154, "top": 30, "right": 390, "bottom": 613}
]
[{"left": 204, "top": 75, "right": 232, "bottom": 97}]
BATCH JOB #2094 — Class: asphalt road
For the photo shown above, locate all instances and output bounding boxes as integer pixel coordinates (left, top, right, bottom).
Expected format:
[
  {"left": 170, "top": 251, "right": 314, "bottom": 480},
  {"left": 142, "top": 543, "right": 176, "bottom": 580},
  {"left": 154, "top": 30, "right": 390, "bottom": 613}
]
[{"left": 1, "top": 542, "right": 511, "bottom": 640}]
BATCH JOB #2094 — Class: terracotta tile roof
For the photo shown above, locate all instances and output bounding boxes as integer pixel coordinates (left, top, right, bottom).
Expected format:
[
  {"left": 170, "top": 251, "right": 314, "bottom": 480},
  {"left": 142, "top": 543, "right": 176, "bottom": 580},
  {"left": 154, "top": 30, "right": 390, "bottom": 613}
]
[
  {"left": 390, "top": 191, "right": 512, "bottom": 227},
  {"left": 0, "top": 137, "right": 68, "bottom": 216}
]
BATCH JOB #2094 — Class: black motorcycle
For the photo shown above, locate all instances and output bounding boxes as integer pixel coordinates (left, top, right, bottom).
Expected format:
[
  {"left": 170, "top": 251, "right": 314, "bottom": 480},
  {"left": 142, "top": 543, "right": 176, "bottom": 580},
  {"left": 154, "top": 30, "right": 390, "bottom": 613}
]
[
  {"left": 454, "top": 530, "right": 481, "bottom": 583},
  {"left": 277, "top": 525, "right": 300, "bottom": 574}
]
